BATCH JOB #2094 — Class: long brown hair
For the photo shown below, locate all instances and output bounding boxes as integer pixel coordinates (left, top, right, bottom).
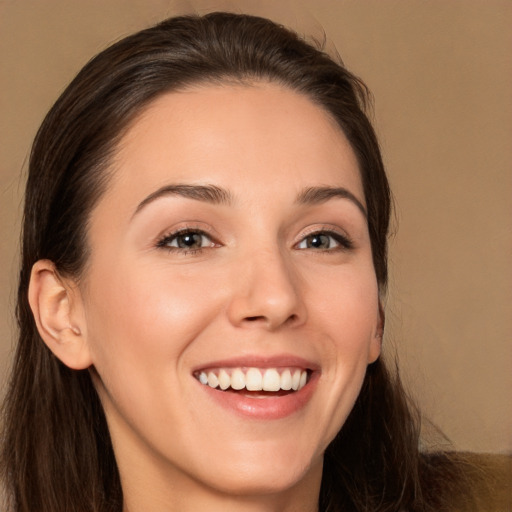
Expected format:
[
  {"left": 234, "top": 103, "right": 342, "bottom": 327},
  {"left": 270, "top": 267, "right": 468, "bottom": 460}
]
[{"left": 1, "top": 12, "right": 467, "bottom": 512}]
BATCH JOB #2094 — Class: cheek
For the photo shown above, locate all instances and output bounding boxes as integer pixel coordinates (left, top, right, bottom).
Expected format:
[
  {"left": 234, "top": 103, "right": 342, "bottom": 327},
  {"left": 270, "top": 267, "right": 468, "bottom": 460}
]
[
  {"left": 82, "top": 259, "right": 225, "bottom": 381},
  {"left": 81, "top": 259, "right": 229, "bottom": 451},
  {"left": 306, "top": 264, "right": 380, "bottom": 437},
  {"left": 308, "top": 261, "right": 380, "bottom": 345},
  {"left": 328, "top": 279, "right": 380, "bottom": 377}
]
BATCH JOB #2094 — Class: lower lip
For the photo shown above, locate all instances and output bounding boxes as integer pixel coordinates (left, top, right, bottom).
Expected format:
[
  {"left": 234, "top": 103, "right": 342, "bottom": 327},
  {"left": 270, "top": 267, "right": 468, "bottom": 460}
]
[{"left": 197, "top": 372, "right": 319, "bottom": 420}]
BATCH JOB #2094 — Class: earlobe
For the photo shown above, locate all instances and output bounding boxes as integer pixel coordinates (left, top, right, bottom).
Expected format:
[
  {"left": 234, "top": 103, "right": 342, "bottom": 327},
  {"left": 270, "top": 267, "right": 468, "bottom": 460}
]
[
  {"left": 28, "top": 259, "right": 92, "bottom": 370},
  {"left": 368, "top": 302, "right": 385, "bottom": 364}
]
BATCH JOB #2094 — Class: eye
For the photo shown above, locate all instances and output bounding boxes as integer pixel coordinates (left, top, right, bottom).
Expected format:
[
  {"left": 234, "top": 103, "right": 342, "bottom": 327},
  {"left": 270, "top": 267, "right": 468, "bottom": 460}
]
[
  {"left": 157, "top": 229, "right": 217, "bottom": 252},
  {"left": 296, "top": 231, "right": 352, "bottom": 251}
]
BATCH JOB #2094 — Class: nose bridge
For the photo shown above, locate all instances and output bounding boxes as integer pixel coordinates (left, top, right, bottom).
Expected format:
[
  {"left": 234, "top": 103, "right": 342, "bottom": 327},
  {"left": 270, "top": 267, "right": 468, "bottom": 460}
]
[{"left": 227, "top": 242, "right": 305, "bottom": 329}]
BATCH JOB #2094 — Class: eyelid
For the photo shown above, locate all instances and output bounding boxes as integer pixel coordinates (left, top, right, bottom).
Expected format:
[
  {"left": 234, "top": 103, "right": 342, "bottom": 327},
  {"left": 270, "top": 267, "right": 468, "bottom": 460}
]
[
  {"left": 294, "top": 225, "right": 354, "bottom": 250},
  {"left": 155, "top": 224, "right": 222, "bottom": 252}
]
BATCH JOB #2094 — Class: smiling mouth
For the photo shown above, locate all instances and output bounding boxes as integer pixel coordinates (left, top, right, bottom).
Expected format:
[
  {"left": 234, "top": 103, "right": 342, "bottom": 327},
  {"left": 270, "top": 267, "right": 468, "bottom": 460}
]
[{"left": 194, "top": 367, "right": 310, "bottom": 394}]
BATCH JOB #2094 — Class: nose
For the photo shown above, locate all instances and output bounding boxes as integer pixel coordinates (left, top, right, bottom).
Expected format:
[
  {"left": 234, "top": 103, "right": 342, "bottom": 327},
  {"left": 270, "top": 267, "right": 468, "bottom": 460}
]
[{"left": 226, "top": 248, "right": 307, "bottom": 331}]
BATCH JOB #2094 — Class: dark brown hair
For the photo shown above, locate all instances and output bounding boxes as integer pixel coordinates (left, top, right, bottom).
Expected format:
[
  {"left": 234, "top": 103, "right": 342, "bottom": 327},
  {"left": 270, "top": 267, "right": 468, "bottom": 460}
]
[{"left": 1, "top": 12, "right": 467, "bottom": 512}]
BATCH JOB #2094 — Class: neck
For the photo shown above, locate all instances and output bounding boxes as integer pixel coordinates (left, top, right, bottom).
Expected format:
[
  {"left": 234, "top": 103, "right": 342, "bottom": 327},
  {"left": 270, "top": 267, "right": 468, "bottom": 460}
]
[
  {"left": 122, "top": 482, "right": 320, "bottom": 512},
  {"left": 120, "top": 456, "right": 322, "bottom": 512}
]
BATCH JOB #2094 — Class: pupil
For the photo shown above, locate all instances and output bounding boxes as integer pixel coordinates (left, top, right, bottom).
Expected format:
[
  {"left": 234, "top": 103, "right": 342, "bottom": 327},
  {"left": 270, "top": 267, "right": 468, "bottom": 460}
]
[
  {"left": 309, "top": 234, "right": 329, "bottom": 248},
  {"left": 178, "top": 233, "right": 201, "bottom": 248}
]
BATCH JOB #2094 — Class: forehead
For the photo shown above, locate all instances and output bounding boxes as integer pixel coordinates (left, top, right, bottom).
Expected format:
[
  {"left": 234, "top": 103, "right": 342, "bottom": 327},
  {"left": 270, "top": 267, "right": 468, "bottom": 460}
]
[{"left": 105, "top": 82, "right": 364, "bottom": 210}]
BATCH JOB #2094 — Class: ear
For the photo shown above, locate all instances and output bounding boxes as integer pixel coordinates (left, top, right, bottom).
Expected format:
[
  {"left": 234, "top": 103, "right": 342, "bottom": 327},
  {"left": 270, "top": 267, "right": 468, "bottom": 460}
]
[
  {"left": 28, "top": 259, "right": 92, "bottom": 370},
  {"left": 368, "top": 301, "right": 385, "bottom": 364}
]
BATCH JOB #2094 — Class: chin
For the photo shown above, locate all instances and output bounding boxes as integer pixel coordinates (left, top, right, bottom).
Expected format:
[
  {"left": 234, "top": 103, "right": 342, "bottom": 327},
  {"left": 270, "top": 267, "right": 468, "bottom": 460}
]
[
  {"left": 187, "top": 441, "right": 323, "bottom": 497},
  {"left": 204, "top": 462, "right": 319, "bottom": 498}
]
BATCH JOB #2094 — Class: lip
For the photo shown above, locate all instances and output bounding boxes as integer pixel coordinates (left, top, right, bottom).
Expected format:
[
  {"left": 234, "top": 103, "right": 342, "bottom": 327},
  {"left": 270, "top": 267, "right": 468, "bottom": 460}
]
[
  {"left": 192, "top": 354, "right": 320, "bottom": 420},
  {"left": 191, "top": 354, "right": 320, "bottom": 373}
]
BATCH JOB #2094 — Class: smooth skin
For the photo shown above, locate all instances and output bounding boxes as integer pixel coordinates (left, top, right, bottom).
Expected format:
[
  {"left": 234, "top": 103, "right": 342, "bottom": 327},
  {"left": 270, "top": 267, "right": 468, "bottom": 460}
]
[{"left": 29, "top": 83, "right": 383, "bottom": 512}]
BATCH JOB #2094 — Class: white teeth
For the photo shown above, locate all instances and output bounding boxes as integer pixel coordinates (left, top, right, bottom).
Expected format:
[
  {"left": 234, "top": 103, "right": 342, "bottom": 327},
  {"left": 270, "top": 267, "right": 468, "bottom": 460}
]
[
  {"left": 198, "top": 367, "right": 309, "bottom": 393},
  {"left": 231, "top": 368, "right": 245, "bottom": 390},
  {"left": 218, "top": 369, "right": 230, "bottom": 390},
  {"left": 246, "top": 368, "right": 263, "bottom": 391},
  {"left": 291, "top": 369, "right": 301, "bottom": 390},
  {"left": 280, "top": 369, "right": 292, "bottom": 390},
  {"left": 207, "top": 371, "right": 219, "bottom": 388},
  {"left": 299, "top": 371, "right": 307, "bottom": 389},
  {"left": 262, "top": 368, "right": 281, "bottom": 391}
]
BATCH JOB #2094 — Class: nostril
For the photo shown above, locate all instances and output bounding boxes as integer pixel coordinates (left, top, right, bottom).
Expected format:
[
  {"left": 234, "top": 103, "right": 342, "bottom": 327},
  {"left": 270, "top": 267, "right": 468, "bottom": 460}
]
[
  {"left": 243, "top": 313, "right": 299, "bottom": 325},
  {"left": 287, "top": 314, "right": 298, "bottom": 323},
  {"left": 245, "top": 316, "right": 265, "bottom": 322}
]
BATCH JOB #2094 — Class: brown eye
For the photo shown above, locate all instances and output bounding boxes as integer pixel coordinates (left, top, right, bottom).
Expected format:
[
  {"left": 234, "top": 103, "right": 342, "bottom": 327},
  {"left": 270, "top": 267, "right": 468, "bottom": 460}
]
[
  {"left": 297, "top": 233, "right": 337, "bottom": 250},
  {"left": 158, "top": 230, "right": 215, "bottom": 251},
  {"left": 304, "top": 234, "right": 331, "bottom": 249},
  {"left": 175, "top": 232, "right": 205, "bottom": 249},
  {"left": 296, "top": 231, "right": 353, "bottom": 251}
]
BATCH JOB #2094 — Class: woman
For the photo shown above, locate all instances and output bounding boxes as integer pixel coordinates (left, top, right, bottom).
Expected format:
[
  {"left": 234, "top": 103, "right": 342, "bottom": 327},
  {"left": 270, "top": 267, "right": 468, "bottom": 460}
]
[{"left": 1, "top": 12, "right": 470, "bottom": 512}]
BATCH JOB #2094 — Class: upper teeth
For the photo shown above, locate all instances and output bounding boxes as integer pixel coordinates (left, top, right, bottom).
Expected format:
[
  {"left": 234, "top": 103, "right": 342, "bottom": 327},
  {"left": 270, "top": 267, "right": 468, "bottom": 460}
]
[{"left": 197, "top": 367, "right": 308, "bottom": 392}]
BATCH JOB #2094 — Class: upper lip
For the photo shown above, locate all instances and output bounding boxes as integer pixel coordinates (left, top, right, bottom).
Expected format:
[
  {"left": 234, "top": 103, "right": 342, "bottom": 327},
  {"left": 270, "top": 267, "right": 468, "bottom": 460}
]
[{"left": 192, "top": 354, "right": 320, "bottom": 373}]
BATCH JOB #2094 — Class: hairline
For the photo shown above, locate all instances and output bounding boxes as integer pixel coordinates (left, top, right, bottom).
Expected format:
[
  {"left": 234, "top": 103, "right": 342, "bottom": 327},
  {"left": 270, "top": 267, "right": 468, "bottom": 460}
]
[{"left": 75, "top": 76, "right": 369, "bottom": 283}]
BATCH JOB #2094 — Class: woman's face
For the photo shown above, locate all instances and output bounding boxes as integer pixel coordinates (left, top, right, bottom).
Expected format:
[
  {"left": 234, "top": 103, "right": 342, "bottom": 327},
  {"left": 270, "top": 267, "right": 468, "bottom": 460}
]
[{"left": 78, "top": 83, "right": 382, "bottom": 500}]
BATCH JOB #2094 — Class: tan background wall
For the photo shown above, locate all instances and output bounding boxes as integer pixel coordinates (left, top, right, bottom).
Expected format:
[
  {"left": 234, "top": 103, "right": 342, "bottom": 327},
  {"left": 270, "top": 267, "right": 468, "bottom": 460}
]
[{"left": 1, "top": 0, "right": 510, "bottom": 454}]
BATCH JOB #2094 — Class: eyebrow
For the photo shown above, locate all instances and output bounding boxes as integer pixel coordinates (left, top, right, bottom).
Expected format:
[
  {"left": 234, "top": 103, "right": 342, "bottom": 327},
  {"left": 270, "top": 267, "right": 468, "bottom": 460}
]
[
  {"left": 133, "top": 183, "right": 366, "bottom": 218},
  {"left": 133, "top": 184, "right": 232, "bottom": 216},
  {"left": 296, "top": 186, "right": 367, "bottom": 217}
]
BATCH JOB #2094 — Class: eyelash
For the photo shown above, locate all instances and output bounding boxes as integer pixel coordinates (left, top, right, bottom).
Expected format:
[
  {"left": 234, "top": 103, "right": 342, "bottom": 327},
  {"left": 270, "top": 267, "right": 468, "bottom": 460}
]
[
  {"left": 156, "top": 228, "right": 353, "bottom": 255},
  {"left": 156, "top": 228, "right": 218, "bottom": 255},
  {"left": 295, "top": 229, "right": 354, "bottom": 252}
]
